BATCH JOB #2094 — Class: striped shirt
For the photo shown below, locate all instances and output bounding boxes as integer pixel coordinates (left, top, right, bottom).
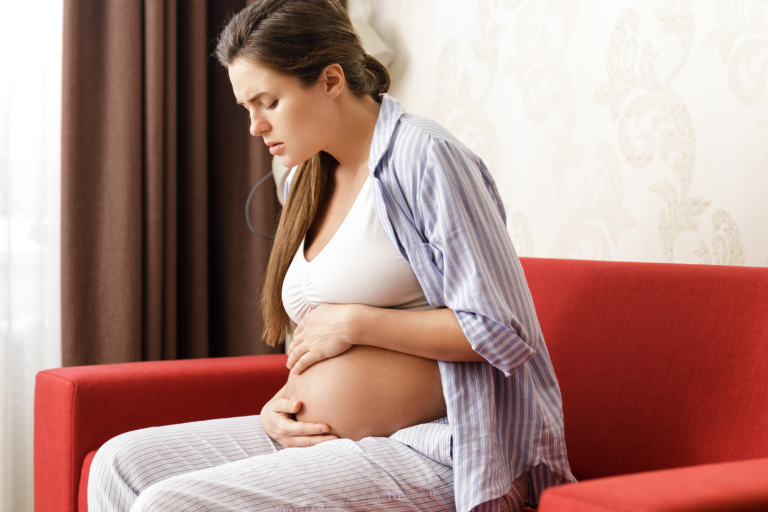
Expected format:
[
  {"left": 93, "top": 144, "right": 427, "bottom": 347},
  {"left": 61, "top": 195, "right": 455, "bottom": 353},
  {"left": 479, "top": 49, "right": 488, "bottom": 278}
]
[{"left": 284, "top": 93, "right": 576, "bottom": 512}]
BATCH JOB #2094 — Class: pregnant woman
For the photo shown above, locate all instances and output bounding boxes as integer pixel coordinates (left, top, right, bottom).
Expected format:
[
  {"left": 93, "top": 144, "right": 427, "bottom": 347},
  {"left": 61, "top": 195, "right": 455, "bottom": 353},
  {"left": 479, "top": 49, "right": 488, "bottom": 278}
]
[{"left": 88, "top": 1, "right": 575, "bottom": 511}]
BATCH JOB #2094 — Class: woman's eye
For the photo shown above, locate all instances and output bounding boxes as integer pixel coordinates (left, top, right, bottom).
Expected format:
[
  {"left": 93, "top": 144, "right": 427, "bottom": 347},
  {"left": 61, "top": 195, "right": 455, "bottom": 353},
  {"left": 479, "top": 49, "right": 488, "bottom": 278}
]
[{"left": 264, "top": 100, "right": 278, "bottom": 111}]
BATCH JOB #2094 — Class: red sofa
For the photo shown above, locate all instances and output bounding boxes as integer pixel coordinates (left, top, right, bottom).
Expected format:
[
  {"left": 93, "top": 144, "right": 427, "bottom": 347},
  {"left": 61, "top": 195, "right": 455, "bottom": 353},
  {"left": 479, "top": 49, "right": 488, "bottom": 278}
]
[{"left": 35, "top": 258, "right": 768, "bottom": 511}]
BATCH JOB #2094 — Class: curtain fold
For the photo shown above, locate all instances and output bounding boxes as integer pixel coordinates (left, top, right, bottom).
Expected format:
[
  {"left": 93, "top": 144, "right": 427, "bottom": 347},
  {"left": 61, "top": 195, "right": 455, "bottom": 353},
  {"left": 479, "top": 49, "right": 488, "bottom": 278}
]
[{"left": 62, "top": 0, "right": 282, "bottom": 366}]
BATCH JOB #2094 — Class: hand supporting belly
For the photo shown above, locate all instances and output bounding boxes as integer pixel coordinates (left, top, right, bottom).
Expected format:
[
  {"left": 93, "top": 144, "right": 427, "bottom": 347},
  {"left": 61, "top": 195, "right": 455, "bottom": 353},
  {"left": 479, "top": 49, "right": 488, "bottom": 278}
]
[{"left": 284, "top": 345, "right": 447, "bottom": 441}]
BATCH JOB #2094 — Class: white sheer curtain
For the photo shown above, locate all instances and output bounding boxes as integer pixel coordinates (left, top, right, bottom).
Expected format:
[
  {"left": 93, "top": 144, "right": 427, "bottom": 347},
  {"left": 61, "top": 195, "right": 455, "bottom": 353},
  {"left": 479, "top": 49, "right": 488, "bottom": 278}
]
[{"left": 0, "top": 1, "right": 63, "bottom": 511}]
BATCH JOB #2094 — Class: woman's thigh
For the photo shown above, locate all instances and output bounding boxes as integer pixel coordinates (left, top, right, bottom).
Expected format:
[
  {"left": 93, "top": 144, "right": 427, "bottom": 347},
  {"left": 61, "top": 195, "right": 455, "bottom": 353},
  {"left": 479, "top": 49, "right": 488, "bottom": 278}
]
[
  {"left": 89, "top": 415, "right": 278, "bottom": 511},
  {"left": 131, "top": 435, "right": 455, "bottom": 512}
]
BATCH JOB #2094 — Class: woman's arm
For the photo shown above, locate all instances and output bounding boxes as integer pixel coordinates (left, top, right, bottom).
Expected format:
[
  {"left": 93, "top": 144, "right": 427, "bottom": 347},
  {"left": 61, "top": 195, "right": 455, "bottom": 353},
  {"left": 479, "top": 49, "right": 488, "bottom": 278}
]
[
  {"left": 352, "top": 304, "right": 486, "bottom": 362},
  {"left": 287, "top": 303, "right": 485, "bottom": 375}
]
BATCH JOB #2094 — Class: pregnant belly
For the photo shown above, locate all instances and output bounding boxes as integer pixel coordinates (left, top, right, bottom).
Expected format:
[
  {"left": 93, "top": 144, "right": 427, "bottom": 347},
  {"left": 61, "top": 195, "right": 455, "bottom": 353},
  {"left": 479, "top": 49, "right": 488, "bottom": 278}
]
[{"left": 285, "top": 345, "right": 447, "bottom": 441}]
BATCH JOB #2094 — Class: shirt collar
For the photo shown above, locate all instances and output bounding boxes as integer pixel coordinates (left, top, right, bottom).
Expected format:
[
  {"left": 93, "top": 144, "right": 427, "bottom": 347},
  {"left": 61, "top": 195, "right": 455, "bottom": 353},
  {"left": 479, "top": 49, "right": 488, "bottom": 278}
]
[{"left": 368, "top": 93, "right": 404, "bottom": 176}]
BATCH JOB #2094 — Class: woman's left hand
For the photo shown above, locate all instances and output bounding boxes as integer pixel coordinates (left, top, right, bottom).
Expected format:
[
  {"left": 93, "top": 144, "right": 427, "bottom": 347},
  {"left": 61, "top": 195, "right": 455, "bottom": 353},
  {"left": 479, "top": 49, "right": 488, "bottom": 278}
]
[{"left": 287, "top": 303, "right": 361, "bottom": 375}]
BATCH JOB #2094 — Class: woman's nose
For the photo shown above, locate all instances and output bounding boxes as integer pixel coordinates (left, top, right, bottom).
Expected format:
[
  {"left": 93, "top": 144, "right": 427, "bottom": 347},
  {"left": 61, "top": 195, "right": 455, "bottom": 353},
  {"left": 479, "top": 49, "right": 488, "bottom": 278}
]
[{"left": 250, "top": 115, "right": 269, "bottom": 137}]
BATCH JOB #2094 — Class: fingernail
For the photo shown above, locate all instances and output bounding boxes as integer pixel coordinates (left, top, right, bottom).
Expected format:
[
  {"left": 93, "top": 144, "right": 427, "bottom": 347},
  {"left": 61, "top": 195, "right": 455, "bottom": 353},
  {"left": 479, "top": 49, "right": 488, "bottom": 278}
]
[
  {"left": 320, "top": 427, "right": 329, "bottom": 433},
  {"left": 292, "top": 401, "right": 298, "bottom": 408}
]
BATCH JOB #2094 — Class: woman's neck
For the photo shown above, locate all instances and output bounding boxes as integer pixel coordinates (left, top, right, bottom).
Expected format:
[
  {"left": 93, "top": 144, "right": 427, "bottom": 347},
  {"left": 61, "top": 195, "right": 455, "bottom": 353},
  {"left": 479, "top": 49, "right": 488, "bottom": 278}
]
[{"left": 324, "top": 93, "right": 381, "bottom": 182}]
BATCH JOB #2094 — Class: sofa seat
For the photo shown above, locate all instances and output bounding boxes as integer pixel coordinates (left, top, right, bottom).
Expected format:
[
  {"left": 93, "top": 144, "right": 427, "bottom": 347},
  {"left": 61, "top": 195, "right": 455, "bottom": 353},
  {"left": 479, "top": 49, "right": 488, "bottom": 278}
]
[{"left": 36, "top": 257, "right": 768, "bottom": 511}]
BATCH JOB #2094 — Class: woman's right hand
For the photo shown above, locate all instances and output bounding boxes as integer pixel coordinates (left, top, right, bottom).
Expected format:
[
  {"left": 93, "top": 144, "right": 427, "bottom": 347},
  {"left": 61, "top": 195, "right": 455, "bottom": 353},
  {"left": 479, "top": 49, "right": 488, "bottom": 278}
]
[{"left": 261, "top": 398, "right": 338, "bottom": 448}]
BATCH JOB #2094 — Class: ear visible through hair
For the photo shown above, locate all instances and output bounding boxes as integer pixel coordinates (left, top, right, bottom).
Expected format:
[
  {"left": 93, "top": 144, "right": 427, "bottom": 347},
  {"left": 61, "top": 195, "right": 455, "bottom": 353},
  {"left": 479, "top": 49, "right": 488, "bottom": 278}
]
[{"left": 318, "top": 63, "right": 345, "bottom": 99}]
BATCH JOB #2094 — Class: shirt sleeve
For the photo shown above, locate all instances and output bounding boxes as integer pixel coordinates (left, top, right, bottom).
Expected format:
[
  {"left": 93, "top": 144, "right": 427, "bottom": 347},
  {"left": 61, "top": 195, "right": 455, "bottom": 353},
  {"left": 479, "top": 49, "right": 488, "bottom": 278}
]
[{"left": 413, "top": 138, "right": 539, "bottom": 377}]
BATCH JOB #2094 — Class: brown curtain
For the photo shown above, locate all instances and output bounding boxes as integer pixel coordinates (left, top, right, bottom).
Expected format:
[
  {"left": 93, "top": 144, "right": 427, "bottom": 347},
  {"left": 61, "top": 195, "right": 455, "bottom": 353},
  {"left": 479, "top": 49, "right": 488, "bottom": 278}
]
[{"left": 61, "top": 0, "right": 283, "bottom": 366}]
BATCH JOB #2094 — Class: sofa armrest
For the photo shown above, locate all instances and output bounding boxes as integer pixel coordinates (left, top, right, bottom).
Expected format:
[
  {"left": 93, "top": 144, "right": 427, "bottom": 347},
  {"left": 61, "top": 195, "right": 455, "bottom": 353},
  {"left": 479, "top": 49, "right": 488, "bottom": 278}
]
[
  {"left": 34, "top": 354, "right": 289, "bottom": 512},
  {"left": 538, "top": 457, "right": 768, "bottom": 512}
]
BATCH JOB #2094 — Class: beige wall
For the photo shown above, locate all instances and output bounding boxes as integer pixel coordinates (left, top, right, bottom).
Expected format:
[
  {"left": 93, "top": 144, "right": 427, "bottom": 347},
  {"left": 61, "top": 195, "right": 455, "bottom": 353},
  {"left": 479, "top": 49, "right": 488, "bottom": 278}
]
[{"left": 349, "top": 0, "right": 768, "bottom": 266}]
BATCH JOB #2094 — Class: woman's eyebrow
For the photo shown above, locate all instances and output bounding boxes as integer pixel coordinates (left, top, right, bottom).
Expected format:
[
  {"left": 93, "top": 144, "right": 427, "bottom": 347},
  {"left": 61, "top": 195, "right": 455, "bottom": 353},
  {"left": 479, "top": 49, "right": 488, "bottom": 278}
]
[{"left": 237, "top": 92, "right": 265, "bottom": 105}]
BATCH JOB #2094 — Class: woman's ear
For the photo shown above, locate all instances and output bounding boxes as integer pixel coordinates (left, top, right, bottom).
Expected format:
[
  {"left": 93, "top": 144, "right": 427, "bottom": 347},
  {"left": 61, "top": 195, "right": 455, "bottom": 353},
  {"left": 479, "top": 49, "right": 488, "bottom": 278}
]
[{"left": 320, "top": 63, "right": 345, "bottom": 99}]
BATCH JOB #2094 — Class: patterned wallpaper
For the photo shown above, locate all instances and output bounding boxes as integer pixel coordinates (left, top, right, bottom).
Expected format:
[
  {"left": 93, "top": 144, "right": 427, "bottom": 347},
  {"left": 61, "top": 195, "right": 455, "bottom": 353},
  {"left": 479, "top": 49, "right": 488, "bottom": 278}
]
[{"left": 349, "top": 0, "right": 768, "bottom": 266}]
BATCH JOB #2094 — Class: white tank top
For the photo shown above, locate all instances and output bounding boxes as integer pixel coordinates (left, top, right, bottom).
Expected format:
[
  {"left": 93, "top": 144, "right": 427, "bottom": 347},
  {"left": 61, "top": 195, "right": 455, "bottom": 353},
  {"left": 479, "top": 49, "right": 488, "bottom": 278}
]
[{"left": 282, "top": 175, "right": 432, "bottom": 325}]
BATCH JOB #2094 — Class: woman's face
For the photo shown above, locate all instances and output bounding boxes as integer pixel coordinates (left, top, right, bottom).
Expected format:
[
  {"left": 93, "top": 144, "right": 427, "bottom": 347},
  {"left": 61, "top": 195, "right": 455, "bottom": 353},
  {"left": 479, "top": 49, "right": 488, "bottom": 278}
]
[{"left": 228, "top": 58, "right": 336, "bottom": 168}]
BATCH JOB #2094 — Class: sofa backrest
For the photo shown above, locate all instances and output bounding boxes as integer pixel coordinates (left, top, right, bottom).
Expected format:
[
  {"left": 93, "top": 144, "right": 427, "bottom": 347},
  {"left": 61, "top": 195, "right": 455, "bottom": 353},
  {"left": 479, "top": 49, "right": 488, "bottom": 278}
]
[{"left": 519, "top": 257, "right": 768, "bottom": 481}]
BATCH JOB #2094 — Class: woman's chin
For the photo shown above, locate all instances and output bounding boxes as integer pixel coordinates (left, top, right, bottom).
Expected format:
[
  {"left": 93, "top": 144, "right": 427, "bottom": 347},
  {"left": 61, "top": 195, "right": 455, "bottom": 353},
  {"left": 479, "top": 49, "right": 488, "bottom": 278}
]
[
  {"left": 277, "top": 152, "right": 310, "bottom": 170},
  {"left": 277, "top": 155, "right": 295, "bottom": 168}
]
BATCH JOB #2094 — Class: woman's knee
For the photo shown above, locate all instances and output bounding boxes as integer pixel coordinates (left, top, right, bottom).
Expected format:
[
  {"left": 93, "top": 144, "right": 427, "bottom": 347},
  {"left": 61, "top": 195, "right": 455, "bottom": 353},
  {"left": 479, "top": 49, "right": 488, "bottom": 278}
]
[
  {"left": 89, "top": 426, "right": 165, "bottom": 499},
  {"left": 130, "top": 477, "right": 253, "bottom": 512},
  {"left": 130, "top": 480, "right": 179, "bottom": 512},
  {"left": 88, "top": 430, "right": 155, "bottom": 511},
  {"left": 91, "top": 430, "right": 136, "bottom": 480}
]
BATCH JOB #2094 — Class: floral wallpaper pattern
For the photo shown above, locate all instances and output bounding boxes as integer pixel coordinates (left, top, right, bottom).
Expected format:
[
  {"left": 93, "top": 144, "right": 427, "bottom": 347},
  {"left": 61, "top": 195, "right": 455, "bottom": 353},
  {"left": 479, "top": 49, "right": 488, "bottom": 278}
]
[{"left": 350, "top": 0, "right": 768, "bottom": 267}]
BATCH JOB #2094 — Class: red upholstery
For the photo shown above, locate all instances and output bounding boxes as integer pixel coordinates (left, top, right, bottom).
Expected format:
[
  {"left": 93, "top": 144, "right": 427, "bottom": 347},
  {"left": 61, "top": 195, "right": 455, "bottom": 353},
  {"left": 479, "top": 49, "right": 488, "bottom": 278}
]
[
  {"left": 538, "top": 457, "right": 768, "bottom": 511},
  {"left": 34, "top": 354, "right": 289, "bottom": 512},
  {"left": 520, "top": 258, "right": 768, "bottom": 510},
  {"left": 521, "top": 258, "right": 768, "bottom": 482},
  {"left": 34, "top": 258, "right": 768, "bottom": 511},
  {"left": 78, "top": 451, "right": 96, "bottom": 512}
]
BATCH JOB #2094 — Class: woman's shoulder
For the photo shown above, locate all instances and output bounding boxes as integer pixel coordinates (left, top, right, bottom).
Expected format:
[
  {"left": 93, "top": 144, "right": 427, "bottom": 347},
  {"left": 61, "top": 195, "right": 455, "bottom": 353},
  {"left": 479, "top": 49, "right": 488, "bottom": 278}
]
[
  {"left": 376, "top": 95, "right": 485, "bottom": 176},
  {"left": 393, "top": 113, "right": 477, "bottom": 160},
  {"left": 388, "top": 113, "right": 490, "bottom": 187}
]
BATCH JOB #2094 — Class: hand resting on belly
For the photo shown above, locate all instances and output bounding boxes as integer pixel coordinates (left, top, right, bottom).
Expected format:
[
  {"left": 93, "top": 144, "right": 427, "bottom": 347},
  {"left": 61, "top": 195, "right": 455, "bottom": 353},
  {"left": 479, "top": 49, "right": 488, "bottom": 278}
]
[{"left": 284, "top": 345, "right": 447, "bottom": 441}]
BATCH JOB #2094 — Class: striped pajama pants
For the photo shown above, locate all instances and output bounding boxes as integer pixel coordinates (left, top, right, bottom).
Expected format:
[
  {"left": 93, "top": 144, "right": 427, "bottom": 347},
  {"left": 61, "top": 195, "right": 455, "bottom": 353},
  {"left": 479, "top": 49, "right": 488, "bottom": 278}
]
[{"left": 88, "top": 415, "right": 527, "bottom": 512}]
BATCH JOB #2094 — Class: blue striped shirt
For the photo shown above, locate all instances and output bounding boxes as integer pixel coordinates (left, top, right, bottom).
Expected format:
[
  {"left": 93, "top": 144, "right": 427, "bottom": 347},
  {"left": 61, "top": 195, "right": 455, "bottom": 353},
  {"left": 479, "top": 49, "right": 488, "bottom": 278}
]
[{"left": 284, "top": 93, "right": 575, "bottom": 511}]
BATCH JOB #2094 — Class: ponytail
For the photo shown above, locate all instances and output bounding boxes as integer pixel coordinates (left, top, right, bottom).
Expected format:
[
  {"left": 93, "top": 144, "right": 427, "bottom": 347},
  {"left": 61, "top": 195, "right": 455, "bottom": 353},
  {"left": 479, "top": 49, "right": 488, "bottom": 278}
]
[{"left": 363, "top": 53, "right": 390, "bottom": 102}]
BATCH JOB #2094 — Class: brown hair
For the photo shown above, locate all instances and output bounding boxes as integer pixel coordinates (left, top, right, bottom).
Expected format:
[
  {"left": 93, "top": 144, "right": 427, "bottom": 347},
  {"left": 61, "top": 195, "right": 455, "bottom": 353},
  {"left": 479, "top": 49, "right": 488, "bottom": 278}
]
[{"left": 215, "top": 0, "right": 391, "bottom": 347}]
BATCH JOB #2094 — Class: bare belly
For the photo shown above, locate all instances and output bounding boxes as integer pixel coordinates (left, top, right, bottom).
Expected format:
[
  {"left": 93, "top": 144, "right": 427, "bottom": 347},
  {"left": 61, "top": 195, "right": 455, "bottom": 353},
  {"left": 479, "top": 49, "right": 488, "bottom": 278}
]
[{"left": 284, "top": 345, "right": 447, "bottom": 441}]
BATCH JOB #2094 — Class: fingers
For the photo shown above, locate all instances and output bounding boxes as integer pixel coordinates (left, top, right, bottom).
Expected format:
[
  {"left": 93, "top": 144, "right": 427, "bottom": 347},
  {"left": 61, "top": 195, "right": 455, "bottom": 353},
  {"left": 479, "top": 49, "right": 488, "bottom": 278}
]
[
  {"left": 272, "top": 420, "right": 331, "bottom": 440},
  {"left": 281, "top": 420, "right": 332, "bottom": 437},
  {"left": 293, "top": 320, "right": 305, "bottom": 337},
  {"left": 280, "top": 434, "right": 339, "bottom": 448},
  {"left": 264, "top": 399, "right": 338, "bottom": 448},
  {"left": 277, "top": 417, "right": 336, "bottom": 446},
  {"left": 270, "top": 400, "right": 331, "bottom": 435},
  {"left": 286, "top": 334, "right": 304, "bottom": 366},
  {"left": 271, "top": 398, "right": 301, "bottom": 415},
  {"left": 273, "top": 413, "right": 337, "bottom": 446},
  {"left": 292, "top": 351, "right": 319, "bottom": 375},
  {"left": 286, "top": 343, "right": 303, "bottom": 370}
]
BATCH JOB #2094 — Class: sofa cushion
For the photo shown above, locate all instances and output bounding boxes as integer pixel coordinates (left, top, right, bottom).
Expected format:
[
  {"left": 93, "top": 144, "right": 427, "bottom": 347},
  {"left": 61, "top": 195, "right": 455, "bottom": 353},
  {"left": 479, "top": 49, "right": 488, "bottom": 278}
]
[
  {"left": 78, "top": 451, "right": 96, "bottom": 512},
  {"left": 520, "top": 258, "right": 768, "bottom": 481},
  {"left": 538, "top": 456, "right": 768, "bottom": 511}
]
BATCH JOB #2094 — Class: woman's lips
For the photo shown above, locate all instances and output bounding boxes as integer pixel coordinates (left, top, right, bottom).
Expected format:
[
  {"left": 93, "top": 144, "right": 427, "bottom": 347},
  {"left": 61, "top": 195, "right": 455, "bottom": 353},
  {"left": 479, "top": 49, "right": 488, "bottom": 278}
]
[{"left": 269, "top": 143, "right": 284, "bottom": 156}]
